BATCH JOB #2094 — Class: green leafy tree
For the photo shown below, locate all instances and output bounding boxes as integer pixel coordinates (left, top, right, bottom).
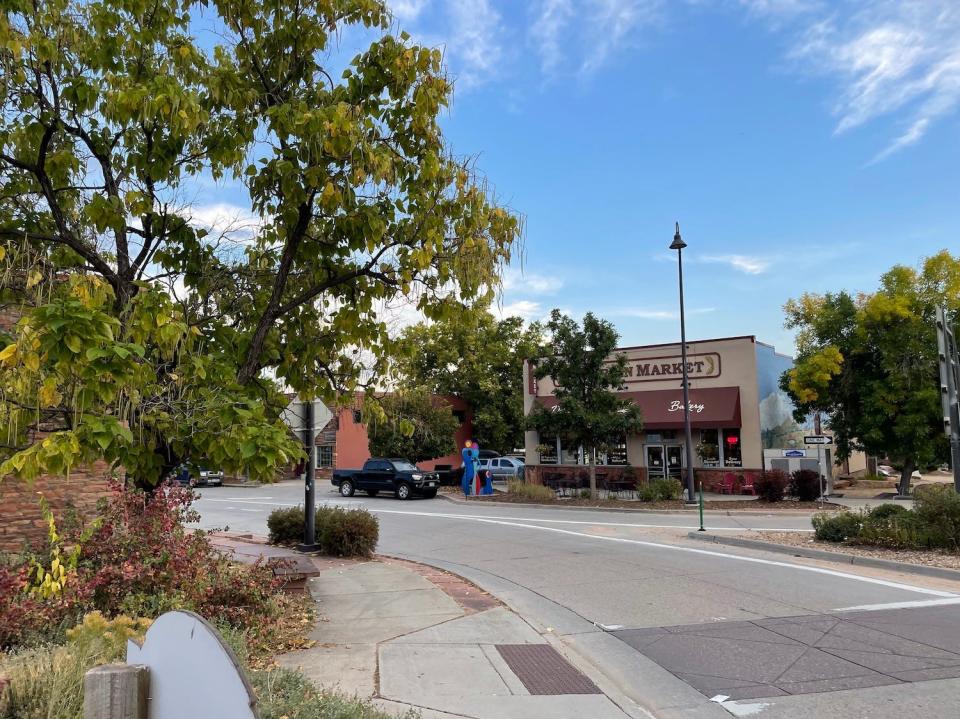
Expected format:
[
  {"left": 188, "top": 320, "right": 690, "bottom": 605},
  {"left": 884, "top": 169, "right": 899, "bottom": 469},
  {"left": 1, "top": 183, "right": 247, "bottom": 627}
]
[
  {"left": 366, "top": 390, "right": 458, "bottom": 463},
  {"left": 395, "top": 304, "right": 541, "bottom": 454},
  {"left": 781, "top": 251, "right": 960, "bottom": 495},
  {"left": 0, "top": 0, "right": 518, "bottom": 484},
  {"left": 526, "top": 310, "right": 644, "bottom": 498}
]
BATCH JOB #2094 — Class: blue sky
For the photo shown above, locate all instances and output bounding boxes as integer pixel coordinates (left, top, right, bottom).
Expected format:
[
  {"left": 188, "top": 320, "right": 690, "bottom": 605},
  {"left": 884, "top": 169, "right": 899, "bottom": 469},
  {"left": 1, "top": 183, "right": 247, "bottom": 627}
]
[{"left": 198, "top": 0, "right": 960, "bottom": 356}]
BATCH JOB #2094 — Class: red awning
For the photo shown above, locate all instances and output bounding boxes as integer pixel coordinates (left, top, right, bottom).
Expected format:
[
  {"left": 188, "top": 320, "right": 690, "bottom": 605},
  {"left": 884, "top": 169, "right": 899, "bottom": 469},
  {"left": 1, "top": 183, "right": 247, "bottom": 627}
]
[{"left": 535, "top": 386, "right": 741, "bottom": 429}]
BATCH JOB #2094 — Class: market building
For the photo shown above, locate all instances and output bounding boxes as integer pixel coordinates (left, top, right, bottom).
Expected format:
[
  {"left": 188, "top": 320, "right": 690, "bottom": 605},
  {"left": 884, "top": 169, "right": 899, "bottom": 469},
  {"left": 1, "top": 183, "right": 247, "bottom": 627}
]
[{"left": 522, "top": 335, "right": 847, "bottom": 491}]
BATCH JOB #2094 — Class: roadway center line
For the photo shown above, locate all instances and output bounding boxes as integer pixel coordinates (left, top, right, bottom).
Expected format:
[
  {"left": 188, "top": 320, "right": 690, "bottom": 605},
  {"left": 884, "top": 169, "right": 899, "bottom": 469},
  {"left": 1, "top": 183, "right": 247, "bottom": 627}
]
[
  {"left": 199, "top": 499, "right": 812, "bottom": 533},
  {"left": 367, "top": 509, "right": 959, "bottom": 600},
  {"left": 198, "top": 499, "right": 959, "bottom": 604}
]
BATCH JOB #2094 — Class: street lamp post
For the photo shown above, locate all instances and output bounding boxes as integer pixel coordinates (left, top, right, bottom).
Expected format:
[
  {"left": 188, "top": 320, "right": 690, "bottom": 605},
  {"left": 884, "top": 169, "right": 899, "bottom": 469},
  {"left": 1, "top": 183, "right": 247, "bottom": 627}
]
[{"left": 670, "top": 223, "right": 697, "bottom": 504}]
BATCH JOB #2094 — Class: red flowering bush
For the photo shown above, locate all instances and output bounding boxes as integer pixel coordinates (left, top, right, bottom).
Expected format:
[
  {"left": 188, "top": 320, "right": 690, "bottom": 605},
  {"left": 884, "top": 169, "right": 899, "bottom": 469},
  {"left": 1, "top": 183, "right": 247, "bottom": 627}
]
[{"left": 1, "top": 481, "right": 287, "bottom": 649}]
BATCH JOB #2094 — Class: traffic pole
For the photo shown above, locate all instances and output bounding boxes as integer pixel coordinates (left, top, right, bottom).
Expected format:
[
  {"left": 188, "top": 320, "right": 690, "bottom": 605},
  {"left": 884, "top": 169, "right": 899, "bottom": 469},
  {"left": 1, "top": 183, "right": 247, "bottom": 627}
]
[
  {"left": 698, "top": 480, "right": 705, "bottom": 532},
  {"left": 299, "top": 399, "right": 318, "bottom": 552}
]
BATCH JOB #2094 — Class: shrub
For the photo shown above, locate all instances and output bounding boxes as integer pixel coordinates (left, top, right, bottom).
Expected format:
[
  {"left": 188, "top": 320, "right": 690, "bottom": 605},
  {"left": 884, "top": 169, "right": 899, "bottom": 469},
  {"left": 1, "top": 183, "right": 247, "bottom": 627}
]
[
  {"left": 868, "top": 503, "right": 911, "bottom": 520},
  {"left": 812, "top": 511, "right": 862, "bottom": 542},
  {"left": 319, "top": 508, "right": 379, "bottom": 557},
  {"left": 911, "top": 485, "right": 960, "bottom": 548},
  {"left": 638, "top": 478, "right": 683, "bottom": 502},
  {"left": 755, "top": 470, "right": 788, "bottom": 502},
  {"left": 790, "top": 469, "right": 822, "bottom": 501},
  {"left": 0, "top": 612, "right": 149, "bottom": 719},
  {"left": 507, "top": 480, "right": 555, "bottom": 502},
  {"left": 268, "top": 506, "right": 306, "bottom": 545}
]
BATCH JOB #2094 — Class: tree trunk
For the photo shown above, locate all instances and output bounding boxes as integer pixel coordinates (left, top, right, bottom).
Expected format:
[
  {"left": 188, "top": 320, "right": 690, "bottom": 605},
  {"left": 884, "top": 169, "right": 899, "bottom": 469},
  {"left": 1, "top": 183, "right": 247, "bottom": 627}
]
[
  {"left": 589, "top": 447, "right": 597, "bottom": 499},
  {"left": 898, "top": 457, "right": 914, "bottom": 497}
]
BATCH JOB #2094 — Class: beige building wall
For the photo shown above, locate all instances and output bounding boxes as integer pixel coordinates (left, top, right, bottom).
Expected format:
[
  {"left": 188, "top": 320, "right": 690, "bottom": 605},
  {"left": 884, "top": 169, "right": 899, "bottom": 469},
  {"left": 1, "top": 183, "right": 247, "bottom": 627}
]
[{"left": 525, "top": 336, "right": 766, "bottom": 470}]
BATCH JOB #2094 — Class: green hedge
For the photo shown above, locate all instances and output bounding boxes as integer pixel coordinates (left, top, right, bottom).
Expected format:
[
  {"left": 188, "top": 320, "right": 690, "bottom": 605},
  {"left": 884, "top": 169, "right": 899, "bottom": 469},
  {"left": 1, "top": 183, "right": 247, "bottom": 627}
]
[
  {"left": 638, "top": 478, "right": 682, "bottom": 502},
  {"left": 267, "top": 506, "right": 379, "bottom": 557},
  {"left": 812, "top": 490, "right": 960, "bottom": 551}
]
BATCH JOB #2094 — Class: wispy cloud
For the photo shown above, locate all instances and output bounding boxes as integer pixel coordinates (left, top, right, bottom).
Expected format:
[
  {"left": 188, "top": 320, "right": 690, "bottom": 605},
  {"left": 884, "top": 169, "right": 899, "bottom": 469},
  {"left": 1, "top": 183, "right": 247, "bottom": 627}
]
[
  {"left": 581, "top": 0, "right": 663, "bottom": 74},
  {"left": 613, "top": 307, "right": 716, "bottom": 320},
  {"left": 701, "top": 254, "right": 772, "bottom": 275},
  {"left": 492, "top": 299, "right": 543, "bottom": 320},
  {"left": 188, "top": 202, "right": 262, "bottom": 241},
  {"left": 530, "top": 0, "right": 574, "bottom": 73},
  {"left": 391, "top": 0, "right": 431, "bottom": 22},
  {"left": 444, "top": 0, "right": 504, "bottom": 89},
  {"left": 502, "top": 267, "right": 561, "bottom": 295},
  {"left": 784, "top": 1, "right": 960, "bottom": 161}
]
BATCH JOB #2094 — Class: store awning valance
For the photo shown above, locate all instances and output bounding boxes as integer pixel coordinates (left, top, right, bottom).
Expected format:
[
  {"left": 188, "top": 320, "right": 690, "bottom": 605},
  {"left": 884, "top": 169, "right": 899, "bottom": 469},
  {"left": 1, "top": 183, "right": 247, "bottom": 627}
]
[{"left": 535, "top": 386, "right": 741, "bottom": 430}]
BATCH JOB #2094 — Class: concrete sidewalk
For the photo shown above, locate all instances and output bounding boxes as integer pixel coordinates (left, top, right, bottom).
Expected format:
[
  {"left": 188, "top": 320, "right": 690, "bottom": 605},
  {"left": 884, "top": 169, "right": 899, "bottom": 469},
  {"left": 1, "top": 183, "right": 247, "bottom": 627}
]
[{"left": 212, "top": 535, "right": 646, "bottom": 718}]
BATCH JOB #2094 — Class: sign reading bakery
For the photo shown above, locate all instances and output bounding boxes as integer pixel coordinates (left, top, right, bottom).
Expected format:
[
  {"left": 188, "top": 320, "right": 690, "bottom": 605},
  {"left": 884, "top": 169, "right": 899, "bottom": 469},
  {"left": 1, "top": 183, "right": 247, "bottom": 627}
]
[{"left": 621, "top": 352, "right": 721, "bottom": 383}]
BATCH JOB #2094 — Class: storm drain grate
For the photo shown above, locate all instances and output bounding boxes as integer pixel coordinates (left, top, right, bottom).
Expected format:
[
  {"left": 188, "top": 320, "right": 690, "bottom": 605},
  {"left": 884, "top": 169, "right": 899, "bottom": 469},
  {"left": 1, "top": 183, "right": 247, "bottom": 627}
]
[{"left": 495, "top": 644, "right": 601, "bottom": 695}]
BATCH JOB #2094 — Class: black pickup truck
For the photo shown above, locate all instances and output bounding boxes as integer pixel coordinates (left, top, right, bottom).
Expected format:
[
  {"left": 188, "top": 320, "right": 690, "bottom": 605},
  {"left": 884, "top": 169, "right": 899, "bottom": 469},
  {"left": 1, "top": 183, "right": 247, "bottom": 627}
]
[{"left": 331, "top": 459, "right": 440, "bottom": 500}]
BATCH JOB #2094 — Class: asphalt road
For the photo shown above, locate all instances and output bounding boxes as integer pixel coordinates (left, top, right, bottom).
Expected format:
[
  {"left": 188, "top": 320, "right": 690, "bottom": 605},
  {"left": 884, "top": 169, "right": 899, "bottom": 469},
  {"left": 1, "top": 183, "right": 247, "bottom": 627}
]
[{"left": 194, "top": 480, "right": 960, "bottom": 718}]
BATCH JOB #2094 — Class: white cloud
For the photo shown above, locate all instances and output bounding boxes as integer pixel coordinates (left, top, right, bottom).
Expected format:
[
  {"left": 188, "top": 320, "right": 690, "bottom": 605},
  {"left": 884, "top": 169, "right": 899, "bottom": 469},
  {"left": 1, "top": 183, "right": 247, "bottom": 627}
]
[
  {"left": 188, "top": 202, "right": 262, "bottom": 241},
  {"left": 618, "top": 307, "right": 716, "bottom": 320},
  {"left": 502, "top": 267, "right": 561, "bottom": 295},
  {"left": 581, "top": 0, "right": 663, "bottom": 74},
  {"left": 445, "top": 0, "right": 504, "bottom": 89},
  {"left": 530, "top": 0, "right": 574, "bottom": 73},
  {"left": 391, "top": 0, "right": 431, "bottom": 22},
  {"left": 701, "top": 254, "right": 772, "bottom": 274},
  {"left": 784, "top": 1, "right": 960, "bottom": 160},
  {"left": 492, "top": 299, "right": 542, "bottom": 320}
]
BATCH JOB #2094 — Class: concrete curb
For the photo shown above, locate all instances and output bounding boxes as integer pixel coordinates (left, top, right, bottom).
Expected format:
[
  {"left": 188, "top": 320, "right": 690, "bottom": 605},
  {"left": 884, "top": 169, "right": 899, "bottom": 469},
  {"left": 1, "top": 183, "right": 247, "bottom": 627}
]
[
  {"left": 437, "top": 492, "right": 832, "bottom": 517},
  {"left": 686, "top": 532, "right": 960, "bottom": 582}
]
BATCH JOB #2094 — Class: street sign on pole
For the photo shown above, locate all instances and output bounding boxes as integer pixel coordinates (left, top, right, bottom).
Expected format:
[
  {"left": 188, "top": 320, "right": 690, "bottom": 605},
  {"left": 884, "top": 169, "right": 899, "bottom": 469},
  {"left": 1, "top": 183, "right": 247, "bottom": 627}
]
[{"left": 804, "top": 435, "right": 833, "bottom": 445}]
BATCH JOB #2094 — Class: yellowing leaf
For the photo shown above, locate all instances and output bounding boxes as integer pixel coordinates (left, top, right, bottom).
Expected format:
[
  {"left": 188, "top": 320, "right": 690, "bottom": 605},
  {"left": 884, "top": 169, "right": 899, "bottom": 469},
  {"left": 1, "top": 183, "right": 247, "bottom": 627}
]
[
  {"left": 0, "top": 343, "right": 17, "bottom": 365},
  {"left": 0, "top": 246, "right": 6, "bottom": 261},
  {"left": 24, "top": 352, "right": 40, "bottom": 372},
  {"left": 26, "top": 270, "right": 43, "bottom": 289},
  {"left": 65, "top": 335, "right": 82, "bottom": 353}
]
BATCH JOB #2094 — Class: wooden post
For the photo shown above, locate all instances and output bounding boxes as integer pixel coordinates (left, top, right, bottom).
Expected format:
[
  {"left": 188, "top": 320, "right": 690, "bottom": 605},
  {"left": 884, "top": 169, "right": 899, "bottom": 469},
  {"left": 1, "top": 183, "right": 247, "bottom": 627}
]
[{"left": 84, "top": 664, "right": 149, "bottom": 719}]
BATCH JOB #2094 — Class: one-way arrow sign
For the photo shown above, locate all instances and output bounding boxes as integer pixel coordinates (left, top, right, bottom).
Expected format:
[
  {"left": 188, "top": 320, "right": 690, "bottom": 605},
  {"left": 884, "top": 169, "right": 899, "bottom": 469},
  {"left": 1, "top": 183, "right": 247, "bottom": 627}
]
[{"left": 804, "top": 435, "right": 833, "bottom": 445}]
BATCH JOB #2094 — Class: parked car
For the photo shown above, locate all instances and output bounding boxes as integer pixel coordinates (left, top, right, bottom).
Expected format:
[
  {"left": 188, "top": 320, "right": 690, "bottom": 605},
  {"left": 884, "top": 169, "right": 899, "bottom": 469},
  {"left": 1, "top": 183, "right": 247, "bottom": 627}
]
[
  {"left": 477, "top": 456, "right": 524, "bottom": 481},
  {"left": 332, "top": 458, "right": 440, "bottom": 499},
  {"left": 169, "top": 464, "right": 223, "bottom": 487},
  {"left": 478, "top": 449, "right": 500, "bottom": 460}
]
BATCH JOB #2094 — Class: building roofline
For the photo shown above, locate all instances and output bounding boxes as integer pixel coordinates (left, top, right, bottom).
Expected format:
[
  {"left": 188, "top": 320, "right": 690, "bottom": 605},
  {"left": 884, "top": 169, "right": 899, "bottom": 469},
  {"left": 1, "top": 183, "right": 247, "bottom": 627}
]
[{"left": 614, "top": 335, "right": 757, "bottom": 352}]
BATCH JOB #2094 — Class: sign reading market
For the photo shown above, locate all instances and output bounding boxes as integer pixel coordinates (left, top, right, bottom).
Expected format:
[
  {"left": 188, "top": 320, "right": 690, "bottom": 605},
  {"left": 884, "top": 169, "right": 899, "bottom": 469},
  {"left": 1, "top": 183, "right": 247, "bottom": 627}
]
[{"left": 622, "top": 352, "right": 722, "bottom": 383}]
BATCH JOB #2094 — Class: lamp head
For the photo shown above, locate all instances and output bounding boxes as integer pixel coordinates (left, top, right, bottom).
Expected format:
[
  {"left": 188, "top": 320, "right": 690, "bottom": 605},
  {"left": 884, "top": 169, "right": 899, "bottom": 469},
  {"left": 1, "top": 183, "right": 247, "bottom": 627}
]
[{"left": 670, "top": 222, "right": 687, "bottom": 250}]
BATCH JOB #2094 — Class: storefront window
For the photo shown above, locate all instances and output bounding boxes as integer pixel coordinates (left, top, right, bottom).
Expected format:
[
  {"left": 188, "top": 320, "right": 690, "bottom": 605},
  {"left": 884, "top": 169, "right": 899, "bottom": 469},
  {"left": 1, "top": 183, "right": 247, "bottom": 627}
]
[
  {"left": 604, "top": 436, "right": 628, "bottom": 465},
  {"left": 538, "top": 436, "right": 558, "bottom": 464},
  {"left": 698, "top": 429, "right": 720, "bottom": 467},
  {"left": 723, "top": 428, "right": 742, "bottom": 467},
  {"left": 559, "top": 439, "right": 580, "bottom": 465}
]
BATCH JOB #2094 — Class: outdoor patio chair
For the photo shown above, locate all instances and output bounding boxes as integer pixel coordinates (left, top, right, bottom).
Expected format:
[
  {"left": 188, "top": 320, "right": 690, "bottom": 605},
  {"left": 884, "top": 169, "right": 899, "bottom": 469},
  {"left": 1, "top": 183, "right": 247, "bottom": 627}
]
[
  {"left": 739, "top": 474, "right": 756, "bottom": 495},
  {"left": 720, "top": 473, "right": 737, "bottom": 494}
]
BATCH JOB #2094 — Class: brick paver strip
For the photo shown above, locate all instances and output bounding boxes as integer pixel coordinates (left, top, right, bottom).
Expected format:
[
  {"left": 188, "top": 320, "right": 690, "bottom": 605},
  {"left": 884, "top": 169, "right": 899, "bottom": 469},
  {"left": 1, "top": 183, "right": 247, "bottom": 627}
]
[
  {"left": 495, "top": 644, "right": 601, "bottom": 695},
  {"left": 614, "top": 605, "right": 960, "bottom": 700}
]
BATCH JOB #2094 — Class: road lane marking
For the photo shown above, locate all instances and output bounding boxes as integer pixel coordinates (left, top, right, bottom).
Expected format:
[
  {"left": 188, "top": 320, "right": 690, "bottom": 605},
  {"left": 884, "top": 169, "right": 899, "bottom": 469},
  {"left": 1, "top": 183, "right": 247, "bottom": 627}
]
[
  {"left": 368, "top": 510, "right": 959, "bottom": 600},
  {"left": 835, "top": 597, "right": 960, "bottom": 611},
  {"left": 198, "top": 499, "right": 954, "bottom": 598},
  {"left": 198, "top": 499, "right": 811, "bottom": 532}
]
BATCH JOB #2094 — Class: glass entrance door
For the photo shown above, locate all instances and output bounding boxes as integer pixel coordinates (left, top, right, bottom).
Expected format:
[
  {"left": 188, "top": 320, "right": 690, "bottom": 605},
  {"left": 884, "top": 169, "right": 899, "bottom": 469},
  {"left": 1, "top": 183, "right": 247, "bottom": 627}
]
[
  {"left": 666, "top": 445, "right": 684, "bottom": 480},
  {"left": 646, "top": 444, "right": 684, "bottom": 480},
  {"left": 646, "top": 445, "right": 665, "bottom": 479}
]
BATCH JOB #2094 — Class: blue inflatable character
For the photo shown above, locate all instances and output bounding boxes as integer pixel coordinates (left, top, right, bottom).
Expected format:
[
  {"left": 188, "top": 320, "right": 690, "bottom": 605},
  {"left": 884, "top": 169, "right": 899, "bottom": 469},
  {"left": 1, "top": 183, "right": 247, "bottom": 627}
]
[{"left": 461, "top": 440, "right": 479, "bottom": 497}]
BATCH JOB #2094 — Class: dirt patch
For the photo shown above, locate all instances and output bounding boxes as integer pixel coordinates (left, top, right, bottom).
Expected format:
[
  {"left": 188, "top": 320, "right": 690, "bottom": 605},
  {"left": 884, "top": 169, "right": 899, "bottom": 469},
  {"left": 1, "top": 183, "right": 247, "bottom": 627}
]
[{"left": 751, "top": 531, "right": 960, "bottom": 571}]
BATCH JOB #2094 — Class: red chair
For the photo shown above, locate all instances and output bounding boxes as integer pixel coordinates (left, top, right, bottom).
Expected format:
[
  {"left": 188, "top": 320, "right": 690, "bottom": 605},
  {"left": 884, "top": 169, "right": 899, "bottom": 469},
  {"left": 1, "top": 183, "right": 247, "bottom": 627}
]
[
  {"left": 720, "top": 473, "right": 737, "bottom": 494},
  {"left": 740, "top": 474, "right": 756, "bottom": 496}
]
